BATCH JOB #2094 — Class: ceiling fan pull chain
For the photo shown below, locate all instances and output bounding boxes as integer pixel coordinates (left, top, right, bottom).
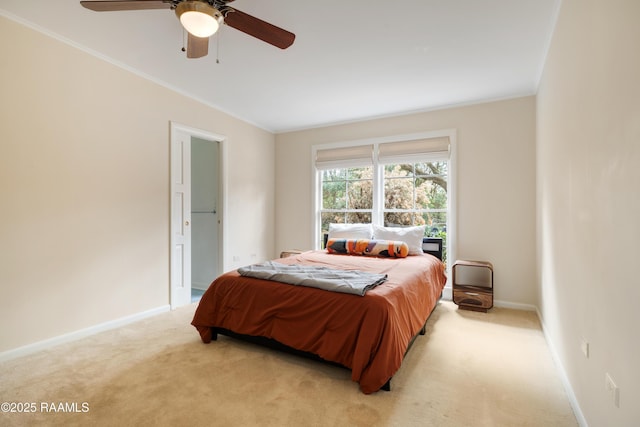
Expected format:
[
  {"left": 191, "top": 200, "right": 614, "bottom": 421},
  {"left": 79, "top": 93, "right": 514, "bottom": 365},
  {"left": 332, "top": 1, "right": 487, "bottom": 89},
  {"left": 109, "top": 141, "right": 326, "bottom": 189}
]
[
  {"left": 216, "top": 28, "right": 221, "bottom": 64},
  {"left": 181, "top": 27, "right": 186, "bottom": 53}
]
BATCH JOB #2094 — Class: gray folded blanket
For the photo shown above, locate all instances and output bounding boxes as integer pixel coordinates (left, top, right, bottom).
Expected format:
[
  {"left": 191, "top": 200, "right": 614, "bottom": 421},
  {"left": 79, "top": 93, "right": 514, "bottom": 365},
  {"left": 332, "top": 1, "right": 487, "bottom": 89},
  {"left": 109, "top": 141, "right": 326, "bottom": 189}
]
[{"left": 238, "top": 261, "right": 387, "bottom": 296}]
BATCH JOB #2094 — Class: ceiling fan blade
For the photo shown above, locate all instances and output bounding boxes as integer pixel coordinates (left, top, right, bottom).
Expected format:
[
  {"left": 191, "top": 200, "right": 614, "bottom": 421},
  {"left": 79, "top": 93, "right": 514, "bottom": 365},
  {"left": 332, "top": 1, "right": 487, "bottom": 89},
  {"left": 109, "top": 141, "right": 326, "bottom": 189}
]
[
  {"left": 187, "top": 33, "right": 209, "bottom": 58},
  {"left": 80, "top": 1, "right": 172, "bottom": 12},
  {"left": 222, "top": 8, "right": 295, "bottom": 49}
]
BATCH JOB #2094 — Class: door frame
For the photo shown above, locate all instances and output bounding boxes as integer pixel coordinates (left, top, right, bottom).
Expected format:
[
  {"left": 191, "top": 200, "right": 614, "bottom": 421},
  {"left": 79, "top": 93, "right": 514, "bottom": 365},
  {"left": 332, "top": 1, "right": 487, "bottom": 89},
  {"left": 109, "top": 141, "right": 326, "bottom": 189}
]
[{"left": 170, "top": 122, "right": 227, "bottom": 309}]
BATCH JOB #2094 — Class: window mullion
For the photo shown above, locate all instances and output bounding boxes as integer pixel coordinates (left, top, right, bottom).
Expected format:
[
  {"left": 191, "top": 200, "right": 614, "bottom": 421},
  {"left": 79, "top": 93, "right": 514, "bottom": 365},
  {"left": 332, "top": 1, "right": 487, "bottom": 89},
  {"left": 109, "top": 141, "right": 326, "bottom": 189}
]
[
  {"left": 372, "top": 145, "right": 383, "bottom": 226},
  {"left": 411, "top": 163, "right": 418, "bottom": 213}
]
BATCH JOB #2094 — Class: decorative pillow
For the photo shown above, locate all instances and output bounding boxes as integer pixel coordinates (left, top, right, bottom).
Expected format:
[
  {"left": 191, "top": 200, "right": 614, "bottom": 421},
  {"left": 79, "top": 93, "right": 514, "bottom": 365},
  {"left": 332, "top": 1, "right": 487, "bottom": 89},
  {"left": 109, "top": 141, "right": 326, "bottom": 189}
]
[
  {"left": 326, "top": 238, "right": 409, "bottom": 258},
  {"left": 372, "top": 225, "right": 426, "bottom": 255},
  {"left": 327, "top": 223, "right": 372, "bottom": 241}
]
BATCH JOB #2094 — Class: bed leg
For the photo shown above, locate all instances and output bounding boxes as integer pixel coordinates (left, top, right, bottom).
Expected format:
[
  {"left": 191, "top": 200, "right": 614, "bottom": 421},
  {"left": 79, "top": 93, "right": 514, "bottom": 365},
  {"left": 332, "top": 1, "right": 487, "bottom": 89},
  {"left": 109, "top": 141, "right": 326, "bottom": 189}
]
[
  {"left": 211, "top": 328, "right": 218, "bottom": 341},
  {"left": 381, "top": 379, "right": 391, "bottom": 392},
  {"left": 420, "top": 324, "right": 427, "bottom": 335}
]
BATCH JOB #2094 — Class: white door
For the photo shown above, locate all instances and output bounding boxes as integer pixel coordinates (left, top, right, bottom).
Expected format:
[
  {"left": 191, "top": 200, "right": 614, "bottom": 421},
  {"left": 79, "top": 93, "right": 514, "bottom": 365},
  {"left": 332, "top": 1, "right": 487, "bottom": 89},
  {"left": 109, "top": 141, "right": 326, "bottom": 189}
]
[
  {"left": 170, "top": 123, "right": 226, "bottom": 309},
  {"left": 170, "top": 125, "right": 192, "bottom": 308}
]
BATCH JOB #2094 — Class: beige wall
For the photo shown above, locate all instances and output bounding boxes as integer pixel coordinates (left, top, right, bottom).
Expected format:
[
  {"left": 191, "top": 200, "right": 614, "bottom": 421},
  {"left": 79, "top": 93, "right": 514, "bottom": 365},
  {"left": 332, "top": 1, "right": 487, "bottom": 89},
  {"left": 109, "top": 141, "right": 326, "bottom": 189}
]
[
  {"left": 0, "top": 16, "right": 274, "bottom": 353},
  {"left": 8, "top": 4, "right": 639, "bottom": 422},
  {"left": 536, "top": 0, "right": 640, "bottom": 424},
  {"left": 275, "top": 96, "right": 537, "bottom": 306}
]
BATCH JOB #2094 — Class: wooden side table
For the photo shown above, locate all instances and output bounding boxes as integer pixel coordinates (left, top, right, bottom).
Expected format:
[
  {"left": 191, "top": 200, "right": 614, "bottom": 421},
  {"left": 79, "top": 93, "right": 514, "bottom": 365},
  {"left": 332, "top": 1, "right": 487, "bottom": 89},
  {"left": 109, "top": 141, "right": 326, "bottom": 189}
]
[
  {"left": 452, "top": 260, "right": 493, "bottom": 312},
  {"left": 279, "top": 250, "right": 303, "bottom": 258}
]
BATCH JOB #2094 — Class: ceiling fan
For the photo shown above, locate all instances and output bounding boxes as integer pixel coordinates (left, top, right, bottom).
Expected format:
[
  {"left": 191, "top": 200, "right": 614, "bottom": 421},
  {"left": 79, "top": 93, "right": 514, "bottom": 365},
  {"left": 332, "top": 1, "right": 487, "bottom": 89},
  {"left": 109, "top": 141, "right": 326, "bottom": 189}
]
[{"left": 80, "top": 0, "right": 295, "bottom": 58}]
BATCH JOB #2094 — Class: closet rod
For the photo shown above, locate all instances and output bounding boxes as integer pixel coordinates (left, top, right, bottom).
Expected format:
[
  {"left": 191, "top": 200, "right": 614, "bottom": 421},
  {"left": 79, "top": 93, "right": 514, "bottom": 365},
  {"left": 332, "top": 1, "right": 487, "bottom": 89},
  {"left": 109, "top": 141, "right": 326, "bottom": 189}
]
[{"left": 191, "top": 210, "right": 216, "bottom": 214}]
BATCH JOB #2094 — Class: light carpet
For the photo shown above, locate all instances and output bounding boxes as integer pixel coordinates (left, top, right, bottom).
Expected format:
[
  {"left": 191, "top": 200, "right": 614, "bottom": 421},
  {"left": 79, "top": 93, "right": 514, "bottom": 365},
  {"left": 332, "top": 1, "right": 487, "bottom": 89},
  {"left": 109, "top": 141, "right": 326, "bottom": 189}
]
[{"left": 0, "top": 301, "right": 577, "bottom": 426}]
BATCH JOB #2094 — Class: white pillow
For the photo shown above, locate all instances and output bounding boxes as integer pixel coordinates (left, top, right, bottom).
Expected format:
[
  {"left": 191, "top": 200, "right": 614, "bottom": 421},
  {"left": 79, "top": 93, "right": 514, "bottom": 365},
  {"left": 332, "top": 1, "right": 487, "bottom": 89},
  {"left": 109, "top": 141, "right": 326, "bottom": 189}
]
[
  {"left": 372, "top": 225, "right": 426, "bottom": 255},
  {"left": 328, "top": 223, "right": 372, "bottom": 240}
]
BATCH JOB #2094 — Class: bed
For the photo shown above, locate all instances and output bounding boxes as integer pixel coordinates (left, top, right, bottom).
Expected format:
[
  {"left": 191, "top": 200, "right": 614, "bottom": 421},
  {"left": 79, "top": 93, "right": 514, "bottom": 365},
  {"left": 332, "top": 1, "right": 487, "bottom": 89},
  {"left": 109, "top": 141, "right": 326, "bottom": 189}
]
[{"left": 191, "top": 231, "right": 447, "bottom": 394}]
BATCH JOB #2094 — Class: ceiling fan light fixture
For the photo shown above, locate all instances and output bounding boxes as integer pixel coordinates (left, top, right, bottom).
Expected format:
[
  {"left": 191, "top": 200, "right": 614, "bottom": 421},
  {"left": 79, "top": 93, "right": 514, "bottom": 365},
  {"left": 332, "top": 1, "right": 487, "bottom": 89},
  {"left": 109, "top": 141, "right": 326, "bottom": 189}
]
[{"left": 176, "top": 1, "right": 223, "bottom": 38}]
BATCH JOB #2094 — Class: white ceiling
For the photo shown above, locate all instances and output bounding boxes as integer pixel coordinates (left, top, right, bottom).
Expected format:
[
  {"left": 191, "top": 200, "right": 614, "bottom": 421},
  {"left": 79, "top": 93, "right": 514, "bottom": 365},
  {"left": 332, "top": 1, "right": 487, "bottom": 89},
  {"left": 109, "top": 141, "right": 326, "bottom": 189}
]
[{"left": 0, "top": 0, "right": 559, "bottom": 133}]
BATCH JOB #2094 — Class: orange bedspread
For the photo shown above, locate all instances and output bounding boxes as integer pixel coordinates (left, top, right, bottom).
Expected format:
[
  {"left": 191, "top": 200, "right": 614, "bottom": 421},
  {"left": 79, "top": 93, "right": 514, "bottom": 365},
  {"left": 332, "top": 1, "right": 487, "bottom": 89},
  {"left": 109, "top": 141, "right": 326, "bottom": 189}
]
[{"left": 191, "top": 250, "right": 447, "bottom": 394}]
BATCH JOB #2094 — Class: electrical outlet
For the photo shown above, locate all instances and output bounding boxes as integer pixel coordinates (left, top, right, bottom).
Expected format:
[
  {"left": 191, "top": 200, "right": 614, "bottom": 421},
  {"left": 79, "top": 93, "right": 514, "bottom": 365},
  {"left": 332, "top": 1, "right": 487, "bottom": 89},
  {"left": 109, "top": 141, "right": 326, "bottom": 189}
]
[
  {"left": 605, "top": 373, "right": 620, "bottom": 408},
  {"left": 232, "top": 255, "right": 240, "bottom": 262},
  {"left": 580, "top": 338, "right": 589, "bottom": 358}
]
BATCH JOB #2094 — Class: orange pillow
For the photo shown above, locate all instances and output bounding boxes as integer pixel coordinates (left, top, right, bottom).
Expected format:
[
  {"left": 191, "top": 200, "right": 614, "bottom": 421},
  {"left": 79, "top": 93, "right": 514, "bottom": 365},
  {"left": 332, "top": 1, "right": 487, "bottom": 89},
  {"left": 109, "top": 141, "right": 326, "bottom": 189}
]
[{"left": 326, "top": 238, "right": 409, "bottom": 258}]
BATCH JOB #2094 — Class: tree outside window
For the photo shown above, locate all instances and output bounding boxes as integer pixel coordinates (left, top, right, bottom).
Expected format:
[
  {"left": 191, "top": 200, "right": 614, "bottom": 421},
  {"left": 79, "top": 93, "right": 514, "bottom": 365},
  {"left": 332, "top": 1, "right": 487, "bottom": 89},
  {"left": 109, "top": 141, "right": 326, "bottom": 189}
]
[{"left": 320, "top": 166, "right": 373, "bottom": 234}]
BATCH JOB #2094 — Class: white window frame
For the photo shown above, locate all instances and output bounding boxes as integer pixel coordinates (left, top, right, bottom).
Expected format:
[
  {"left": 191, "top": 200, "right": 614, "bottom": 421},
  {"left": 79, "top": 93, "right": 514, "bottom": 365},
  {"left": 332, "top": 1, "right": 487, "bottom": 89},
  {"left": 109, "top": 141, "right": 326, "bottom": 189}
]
[{"left": 312, "top": 130, "right": 457, "bottom": 282}]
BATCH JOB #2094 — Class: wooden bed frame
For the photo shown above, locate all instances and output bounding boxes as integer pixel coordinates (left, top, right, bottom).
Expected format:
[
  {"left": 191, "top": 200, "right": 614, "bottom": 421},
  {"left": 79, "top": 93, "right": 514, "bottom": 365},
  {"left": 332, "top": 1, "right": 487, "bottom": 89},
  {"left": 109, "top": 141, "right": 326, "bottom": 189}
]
[{"left": 209, "top": 237, "right": 444, "bottom": 392}]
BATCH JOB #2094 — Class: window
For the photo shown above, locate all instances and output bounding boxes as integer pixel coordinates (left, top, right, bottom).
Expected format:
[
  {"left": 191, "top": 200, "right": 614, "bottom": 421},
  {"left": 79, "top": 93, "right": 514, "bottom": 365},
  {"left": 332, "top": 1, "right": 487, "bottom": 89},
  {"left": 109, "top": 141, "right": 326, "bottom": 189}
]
[
  {"left": 314, "top": 133, "right": 454, "bottom": 264},
  {"left": 321, "top": 166, "right": 373, "bottom": 231},
  {"left": 382, "top": 161, "right": 448, "bottom": 261}
]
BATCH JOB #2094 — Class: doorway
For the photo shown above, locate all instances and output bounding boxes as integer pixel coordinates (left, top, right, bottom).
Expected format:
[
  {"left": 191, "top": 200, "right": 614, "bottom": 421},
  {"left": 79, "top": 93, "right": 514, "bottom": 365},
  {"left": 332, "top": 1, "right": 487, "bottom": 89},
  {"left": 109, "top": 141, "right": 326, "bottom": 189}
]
[
  {"left": 170, "top": 123, "right": 225, "bottom": 309},
  {"left": 190, "top": 138, "right": 219, "bottom": 301}
]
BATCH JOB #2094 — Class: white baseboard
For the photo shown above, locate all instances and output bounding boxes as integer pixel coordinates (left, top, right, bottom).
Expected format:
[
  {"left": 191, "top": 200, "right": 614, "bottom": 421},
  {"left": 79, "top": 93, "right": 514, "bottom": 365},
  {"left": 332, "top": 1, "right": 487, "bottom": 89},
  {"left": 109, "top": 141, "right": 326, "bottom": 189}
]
[
  {"left": 0, "top": 305, "right": 170, "bottom": 363},
  {"left": 191, "top": 282, "right": 210, "bottom": 291},
  {"left": 493, "top": 299, "right": 537, "bottom": 311},
  {"left": 535, "top": 308, "right": 588, "bottom": 427},
  {"left": 443, "top": 289, "right": 537, "bottom": 312}
]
